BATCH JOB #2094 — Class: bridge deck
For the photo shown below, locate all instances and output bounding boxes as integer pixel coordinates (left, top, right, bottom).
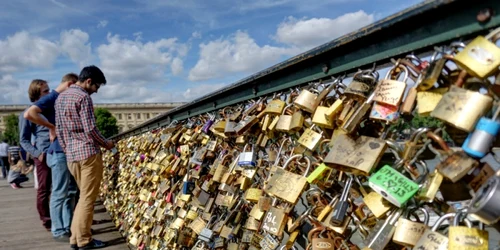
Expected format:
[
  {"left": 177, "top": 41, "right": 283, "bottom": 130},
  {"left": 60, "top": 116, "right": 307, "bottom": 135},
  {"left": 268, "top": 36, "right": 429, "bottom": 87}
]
[{"left": 0, "top": 177, "right": 127, "bottom": 250}]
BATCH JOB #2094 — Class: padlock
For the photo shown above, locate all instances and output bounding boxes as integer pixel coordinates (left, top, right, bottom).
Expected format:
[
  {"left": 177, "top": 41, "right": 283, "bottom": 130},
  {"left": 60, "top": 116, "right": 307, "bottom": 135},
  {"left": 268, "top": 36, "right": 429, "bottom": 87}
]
[
  {"left": 238, "top": 144, "right": 256, "bottom": 168},
  {"left": 330, "top": 175, "right": 353, "bottom": 226},
  {"left": 262, "top": 207, "right": 287, "bottom": 237},
  {"left": 264, "top": 154, "right": 311, "bottom": 204},
  {"left": 324, "top": 134, "right": 387, "bottom": 176},
  {"left": 368, "top": 165, "right": 419, "bottom": 207},
  {"left": 201, "top": 113, "right": 215, "bottom": 134},
  {"left": 469, "top": 175, "right": 500, "bottom": 225},
  {"left": 392, "top": 207, "right": 429, "bottom": 247},
  {"left": 401, "top": 127, "right": 430, "bottom": 162},
  {"left": 363, "top": 191, "right": 393, "bottom": 218},
  {"left": 275, "top": 104, "right": 293, "bottom": 132},
  {"left": 412, "top": 213, "right": 461, "bottom": 250},
  {"left": 290, "top": 107, "right": 304, "bottom": 132},
  {"left": 426, "top": 131, "right": 479, "bottom": 182},
  {"left": 454, "top": 27, "right": 500, "bottom": 78},
  {"left": 234, "top": 114, "right": 260, "bottom": 135},
  {"left": 294, "top": 81, "right": 336, "bottom": 113},
  {"left": 297, "top": 125, "right": 324, "bottom": 151},
  {"left": 372, "top": 64, "right": 409, "bottom": 106},
  {"left": 468, "top": 162, "right": 497, "bottom": 192},
  {"left": 344, "top": 68, "right": 378, "bottom": 101},
  {"left": 430, "top": 78, "right": 493, "bottom": 132},
  {"left": 223, "top": 108, "right": 238, "bottom": 137},
  {"left": 182, "top": 171, "right": 195, "bottom": 195},
  {"left": 265, "top": 95, "right": 286, "bottom": 115},
  {"left": 311, "top": 229, "right": 336, "bottom": 250},
  {"left": 341, "top": 91, "right": 374, "bottom": 133},
  {"left": 363, "top": 208, "right": 403, "bottom": 250},
  {"left": 312, "top": 103, "right": 335, "bottom": 129},
  {"left": 463, "top": 105, "right": 500, "bottom": 158},
  {"left": 416, "top": 169, "right": 443, "bottom": 202},
  {"left": 448, "top": 210, "right": 489, "bottom": 249}
]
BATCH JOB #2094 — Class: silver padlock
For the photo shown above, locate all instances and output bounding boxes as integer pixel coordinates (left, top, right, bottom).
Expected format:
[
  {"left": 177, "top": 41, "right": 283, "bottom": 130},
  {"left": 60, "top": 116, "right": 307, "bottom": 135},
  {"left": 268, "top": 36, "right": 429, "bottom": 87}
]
[
  {"left": 469, "top": 175, "right": 500, "bottom": 224},
  {"left": 363, "top": 208, "right": 402, "bottom": 250},
  {"left": 199, "top": 216, "right": 217, "bottom": 242},
  {"left": 238, "top": 144, "right": 256, "bottom": 167}
]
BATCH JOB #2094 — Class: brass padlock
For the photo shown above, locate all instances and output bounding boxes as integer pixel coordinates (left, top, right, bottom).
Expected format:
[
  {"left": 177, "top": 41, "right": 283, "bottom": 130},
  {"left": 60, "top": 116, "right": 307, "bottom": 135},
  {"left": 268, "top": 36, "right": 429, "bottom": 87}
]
[
  {"left": 265, "top": 95, "right": 286, "bottom": 115},
  {"left": 448, "top": 210, "right": 489, "bottom": 250},
  {"left": 264, "top": 154, "right": 310, "bottom": 204},
  {"left": 416, "top": 87, "right": 448, "bottom": 116},
  {"left": 372, "top": 64, "right": 409, "bottom": 106},
  {"left": 427, "top": 131, "right": 479, "bottom": 182},
  {"left": 324, "top": 134, "right": 387, "bottom": 176},
  {"left": 294, "top": 81, "right": 336, "bottom": 113},
  {"left": 454, "top": 27, "right": 500, "bottom": 78},
  {"left": 430, "top": 83, "right": 493, "bottom": 132},
  {"left": 392, "top": 207, "right": 429, "bottom": 247},
  {"left": 275, "top": 104, "right": 294, "bottom": 132},
  {"left": 297, "top": 125, "right": 324, "bottom": 151}
]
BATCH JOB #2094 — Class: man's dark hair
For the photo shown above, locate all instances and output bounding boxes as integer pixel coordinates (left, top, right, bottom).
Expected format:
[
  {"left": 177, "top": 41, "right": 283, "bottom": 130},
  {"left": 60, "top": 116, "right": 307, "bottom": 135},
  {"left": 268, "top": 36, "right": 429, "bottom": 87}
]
[{"left": 79, "top": 65, "right": 107, "bottom": 85}]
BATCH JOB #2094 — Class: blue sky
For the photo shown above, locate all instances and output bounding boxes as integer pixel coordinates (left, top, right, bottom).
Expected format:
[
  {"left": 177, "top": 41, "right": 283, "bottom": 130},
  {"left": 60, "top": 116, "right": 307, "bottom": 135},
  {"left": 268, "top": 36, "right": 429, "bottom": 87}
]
[{"left": 0, "top": 0, "right": 422, "bottom": 104}]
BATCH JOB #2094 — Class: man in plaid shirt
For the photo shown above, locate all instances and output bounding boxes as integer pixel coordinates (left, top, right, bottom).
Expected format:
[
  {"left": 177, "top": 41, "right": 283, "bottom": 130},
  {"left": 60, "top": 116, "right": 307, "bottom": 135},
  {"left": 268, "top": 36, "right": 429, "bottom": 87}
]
[{"left": 55, "top": 66, "right": 114, "bottom": 250}]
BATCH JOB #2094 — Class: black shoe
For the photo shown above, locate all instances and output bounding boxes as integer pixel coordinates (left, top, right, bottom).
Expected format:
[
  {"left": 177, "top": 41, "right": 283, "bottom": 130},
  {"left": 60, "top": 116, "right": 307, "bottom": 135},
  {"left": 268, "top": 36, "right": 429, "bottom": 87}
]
[
  {"left": 53, "top": 233, "right": 70, "bottom": 242},
  {"left": 79, "top": 239, "right": 107, "bottom": 249},
  {"left": 70, "top": 244, "right": 77, "bottom": 250}
]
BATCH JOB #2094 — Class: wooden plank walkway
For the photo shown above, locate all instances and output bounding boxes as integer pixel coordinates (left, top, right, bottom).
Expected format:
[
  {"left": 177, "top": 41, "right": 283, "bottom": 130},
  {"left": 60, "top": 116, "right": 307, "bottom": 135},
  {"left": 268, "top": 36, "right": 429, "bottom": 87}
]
[{"left": 0, "top": 177, "right": 128, "bottom": 250}]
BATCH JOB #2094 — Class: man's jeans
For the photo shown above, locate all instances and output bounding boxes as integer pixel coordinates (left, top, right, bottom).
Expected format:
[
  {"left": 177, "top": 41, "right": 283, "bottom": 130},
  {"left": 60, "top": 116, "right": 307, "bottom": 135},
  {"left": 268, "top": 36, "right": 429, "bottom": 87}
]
[
  {"left": 47, "top": 152, "right": 77, "bottom": 237},
  {"left": 0, "top": 156, "right": 9, "bottom": 178}
]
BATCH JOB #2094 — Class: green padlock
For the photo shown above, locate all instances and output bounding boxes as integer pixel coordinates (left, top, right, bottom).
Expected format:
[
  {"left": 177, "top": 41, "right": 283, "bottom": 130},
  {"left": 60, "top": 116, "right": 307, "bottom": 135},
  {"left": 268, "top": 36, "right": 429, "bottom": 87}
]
[{"left": 368, "top": 165, "right": 419, "bottom": 207}]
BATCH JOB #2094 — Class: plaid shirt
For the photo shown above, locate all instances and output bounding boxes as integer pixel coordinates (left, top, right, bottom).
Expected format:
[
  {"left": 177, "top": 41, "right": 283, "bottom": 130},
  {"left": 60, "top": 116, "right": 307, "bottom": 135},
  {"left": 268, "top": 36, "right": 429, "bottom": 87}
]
[{"left": 55, "top": 85, "right": 108, "bottom": 162}]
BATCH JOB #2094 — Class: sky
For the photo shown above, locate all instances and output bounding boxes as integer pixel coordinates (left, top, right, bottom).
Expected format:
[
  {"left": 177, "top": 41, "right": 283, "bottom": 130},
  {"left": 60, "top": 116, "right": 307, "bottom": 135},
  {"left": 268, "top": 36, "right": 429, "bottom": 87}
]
[{"left": 0, "top": 0, "right": 423, "bottom": 105}]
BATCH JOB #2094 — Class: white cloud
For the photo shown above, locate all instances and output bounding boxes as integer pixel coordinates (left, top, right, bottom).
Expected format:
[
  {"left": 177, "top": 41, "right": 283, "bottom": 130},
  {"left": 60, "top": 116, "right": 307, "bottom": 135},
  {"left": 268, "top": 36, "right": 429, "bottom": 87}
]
[
  {"left": 60, "top": 29, "right": 92, "bottom": 67},
  {"left": 275, "top": 10, "right": 374, "bottom": 49},
  {"left": 171, "top": 57, "right": 183, "bottom": 76},
  {"left": 0, "top": 74, "right": 29, "bottom": 104},
  {"left": 97, "top": 33, "right": 189, "bottom": 84},
  {"left": 97, "top": 20, "right": 108, "bottom": 28},
  {"left": 0, "top": 31, "right": 59, "bottom": 73},
  {"left": 191, "top": 31, "right": 202, "bottom": 39},
  {"left": 182, "top": 83, "right": 228, "bottom": 100},
  {"left": 188, "top": 30, "right": 299, "bottom": 81}
]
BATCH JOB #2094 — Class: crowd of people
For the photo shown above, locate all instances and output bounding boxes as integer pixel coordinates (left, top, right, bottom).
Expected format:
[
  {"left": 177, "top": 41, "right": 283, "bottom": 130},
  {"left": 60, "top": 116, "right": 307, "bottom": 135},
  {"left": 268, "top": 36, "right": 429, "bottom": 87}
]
[{"left": 2, "top": 66, "right": 115, "bottom": 250}]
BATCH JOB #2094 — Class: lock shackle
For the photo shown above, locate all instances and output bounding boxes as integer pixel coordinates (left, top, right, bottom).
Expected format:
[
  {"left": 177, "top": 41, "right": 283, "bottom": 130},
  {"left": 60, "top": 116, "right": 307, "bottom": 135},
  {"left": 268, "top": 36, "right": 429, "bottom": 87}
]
[
  {"left": 385, "top": 63, "right": 409, "bottom": 82},
  {"left": 274, "top": 137, "right": 293, "bottom": 167},
  {"left": 408, "top": 127, "right": 428, "bottom": 142},
  {"left": 407, "top": 207, "right": 430, "bottom": 225},
  {"left": 166, "top": 119, "right": 178, "bottom": 128},
  {"left": 453, "top": 209, "right": 473, "bottom": 227},
  {"left": 399, "top": 58, "right": 422, "bottom": 77},
  {"left": 282, "top": 103, "right": 294, "bottom": 115},
  {"left": 282, "top": 154, "right": 311, "bottom": 177},
  {"left": 484, "top": 26, "right": 500, "bottom": 41},
  {"left": 426, "top": 131, "right": 451, "bottom": 152},
  {"left": 242, "top": 143, "right": 253, "bottom": 153}
]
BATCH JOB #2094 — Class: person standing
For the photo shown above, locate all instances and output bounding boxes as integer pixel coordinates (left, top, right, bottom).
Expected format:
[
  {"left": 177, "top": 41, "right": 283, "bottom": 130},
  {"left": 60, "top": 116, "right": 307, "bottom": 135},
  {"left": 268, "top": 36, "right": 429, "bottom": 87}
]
[
  {"left": 19, "top": 79, "right": 52, "bottom": 230},
  {"left": 0, "top": 140, "right": 9, "bottom": 178},
  {"left": 24, "top": 74, "right": 79, "bottom": 242},
  {"left": 56, "top": 65, "right": 114, "bottom": 250}
]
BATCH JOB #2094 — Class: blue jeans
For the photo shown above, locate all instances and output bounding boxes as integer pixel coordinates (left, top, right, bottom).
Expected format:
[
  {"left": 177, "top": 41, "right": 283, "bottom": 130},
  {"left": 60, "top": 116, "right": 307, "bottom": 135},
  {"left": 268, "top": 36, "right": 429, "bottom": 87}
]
[{"left": 47, "top": 152, "right": 77, "bottom": 237}]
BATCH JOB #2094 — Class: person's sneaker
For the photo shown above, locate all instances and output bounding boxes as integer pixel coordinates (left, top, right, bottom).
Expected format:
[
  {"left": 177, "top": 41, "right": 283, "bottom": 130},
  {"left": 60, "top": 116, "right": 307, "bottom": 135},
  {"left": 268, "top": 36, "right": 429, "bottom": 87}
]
[
  {"left": 16, "top": 183, "right": 23, "bottom": 188},
  {"left": 53, "top": 233, "right": 70, "bottom": 242},
  {"left": 10, "top": 183, "right": 19, "bottom": 189},
  {"left": 79, "top": 239, "right": 107, "bottom": 249},
  {"left": 70, "top": 244, "right": 77, "bottom": 250}
]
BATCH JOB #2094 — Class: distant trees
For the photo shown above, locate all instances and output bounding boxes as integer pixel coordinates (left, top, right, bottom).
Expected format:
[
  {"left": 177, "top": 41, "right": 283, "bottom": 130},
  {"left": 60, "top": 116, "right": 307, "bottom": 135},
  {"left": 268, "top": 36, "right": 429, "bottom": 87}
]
[{"left": 95, "top": 108, "right": 119, "bottom": 138}]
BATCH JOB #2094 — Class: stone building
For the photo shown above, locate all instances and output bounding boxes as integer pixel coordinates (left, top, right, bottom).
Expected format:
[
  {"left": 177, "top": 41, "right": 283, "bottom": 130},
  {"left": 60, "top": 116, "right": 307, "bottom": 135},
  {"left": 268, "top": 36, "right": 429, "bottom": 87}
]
[{"left": 0, "top": 103, "right": 184, "bottom": 133}]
